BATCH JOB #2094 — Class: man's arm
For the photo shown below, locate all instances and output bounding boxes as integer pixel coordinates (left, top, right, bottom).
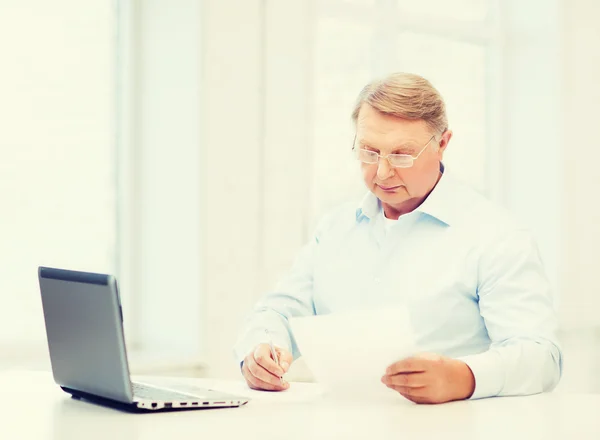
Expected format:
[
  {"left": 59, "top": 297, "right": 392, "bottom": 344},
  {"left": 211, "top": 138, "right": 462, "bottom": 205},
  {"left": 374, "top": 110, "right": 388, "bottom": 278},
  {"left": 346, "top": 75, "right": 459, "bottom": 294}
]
[
  {"left": 458, "top": 228, "right": 563, "bottom": 399},
  {"left": 233, "top": 232, "right": 319, "bottom": 365}
]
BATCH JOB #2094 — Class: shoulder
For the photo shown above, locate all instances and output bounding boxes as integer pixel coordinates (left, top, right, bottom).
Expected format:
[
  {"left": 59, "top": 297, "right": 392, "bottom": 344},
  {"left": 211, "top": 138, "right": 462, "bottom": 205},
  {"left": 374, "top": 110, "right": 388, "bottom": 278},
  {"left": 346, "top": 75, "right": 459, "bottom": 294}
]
[
  {"left": 449, "top": 175, "right": 529, "bottom": 241},
  {"left": 452, "top": 185, "right": 541, "bottom": 271}
]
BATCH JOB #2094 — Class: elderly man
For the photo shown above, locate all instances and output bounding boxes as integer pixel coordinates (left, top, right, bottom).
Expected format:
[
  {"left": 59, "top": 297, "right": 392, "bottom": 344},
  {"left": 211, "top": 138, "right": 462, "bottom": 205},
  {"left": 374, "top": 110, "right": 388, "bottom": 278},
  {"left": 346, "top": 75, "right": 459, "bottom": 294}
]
[{"left": 233, "top": 72, "right": 562, "bottom": 404}]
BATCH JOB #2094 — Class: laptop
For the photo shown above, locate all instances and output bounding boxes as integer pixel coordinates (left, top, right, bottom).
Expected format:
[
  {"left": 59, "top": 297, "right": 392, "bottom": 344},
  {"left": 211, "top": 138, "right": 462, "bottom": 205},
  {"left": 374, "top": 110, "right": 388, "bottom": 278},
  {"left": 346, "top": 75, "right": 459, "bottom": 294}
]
[{"left": 38, "top": 266, "right": 249, "bottom": 412}]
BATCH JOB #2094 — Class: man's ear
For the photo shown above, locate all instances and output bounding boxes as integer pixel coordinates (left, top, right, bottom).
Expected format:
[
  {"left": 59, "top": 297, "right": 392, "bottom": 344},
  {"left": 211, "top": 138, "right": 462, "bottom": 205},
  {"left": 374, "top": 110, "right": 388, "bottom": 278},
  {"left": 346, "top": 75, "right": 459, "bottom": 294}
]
[{"left": 438, "top": 130, "right": 453, "bottom": 154}]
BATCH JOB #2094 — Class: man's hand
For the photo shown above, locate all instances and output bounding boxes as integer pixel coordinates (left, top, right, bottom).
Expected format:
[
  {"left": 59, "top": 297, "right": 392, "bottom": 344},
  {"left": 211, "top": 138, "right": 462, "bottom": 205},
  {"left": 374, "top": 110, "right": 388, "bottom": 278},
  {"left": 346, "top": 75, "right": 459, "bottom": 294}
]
[
  {"left": 381, "top": 353, "right": 475, "bottom": 404},
  {"left": 242, "top": 344, "right": 293, "bottom": 391}
]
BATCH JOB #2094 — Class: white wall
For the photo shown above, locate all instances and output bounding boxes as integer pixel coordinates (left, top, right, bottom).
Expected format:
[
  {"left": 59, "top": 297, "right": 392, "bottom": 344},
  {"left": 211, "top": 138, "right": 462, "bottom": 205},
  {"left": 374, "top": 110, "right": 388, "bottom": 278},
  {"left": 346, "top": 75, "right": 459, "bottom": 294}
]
[
  {"left": 0, "top": 1, "right": 115, "bottom": 353},
  {"left": 199, "top": 0, "right": 501, "bottom": 377},
  {"left": 198, "top": 0, "right": 600, "bottom": 377},
  {"left": 560, "top": 0, "right": 600, "bottom": 329},
  {"left": 501, "top": 0, "right": 563, "bottom": 305},
  {"left": 134, "top": 0, "right": 204, "bottom": 357},
  {"left": 6, "top": 0, "right": 597, "bottom": 374},
  {"left": 201, "top": 0, "right": 265, "bottom": 378}
]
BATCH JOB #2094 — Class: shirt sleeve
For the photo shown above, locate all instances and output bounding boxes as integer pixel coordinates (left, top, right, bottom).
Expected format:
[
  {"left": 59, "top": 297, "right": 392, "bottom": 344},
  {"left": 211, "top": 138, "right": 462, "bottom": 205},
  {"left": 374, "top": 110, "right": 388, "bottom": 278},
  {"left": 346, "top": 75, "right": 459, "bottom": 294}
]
[
  {"left": 232, "top": 226, "right": 323, "bottom": 365},
  {"left": 457, "top": 229, "right": 563, "bottom": 399}
]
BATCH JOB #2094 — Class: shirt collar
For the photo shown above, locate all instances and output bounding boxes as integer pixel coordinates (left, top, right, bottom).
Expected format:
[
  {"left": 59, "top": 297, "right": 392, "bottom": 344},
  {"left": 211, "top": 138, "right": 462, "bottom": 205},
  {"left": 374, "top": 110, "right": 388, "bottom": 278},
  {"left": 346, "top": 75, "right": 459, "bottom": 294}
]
[
  {"left": 355, "top": 163, "right": 458, "bottom": 226},
  {"left": 355, "top": 191, "right": 381, "bottom": 221}
]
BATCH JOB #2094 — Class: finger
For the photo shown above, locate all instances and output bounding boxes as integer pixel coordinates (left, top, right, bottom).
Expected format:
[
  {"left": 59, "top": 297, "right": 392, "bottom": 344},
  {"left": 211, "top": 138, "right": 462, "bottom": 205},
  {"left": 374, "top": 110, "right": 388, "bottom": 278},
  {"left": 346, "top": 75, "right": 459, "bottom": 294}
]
[
  {"left": 390, "top": 385, "right": 428, "bottom": 399},
  {"left": 276, "top": 348, "right": 293, "bottom": 373},
  {"left": 382, "top": 372, "right": 428, "bottom": 388},
  {"left": 254, "top": 345, "right": 284, "bottom": 377},
  {"left": 386, "top": 357, "right": 428, "bottom": 375},
  {"left": 392, "top": 386, "right": 438, "bottom": 404},
  {"left": 243, "top": 362, "right": 288, "bottom": 391},
  {"left": 246, "top": 371, "right": 286, "bottom": 392},
  {"left": 246, "top": 355, "right": 284, "bottom": 386}
]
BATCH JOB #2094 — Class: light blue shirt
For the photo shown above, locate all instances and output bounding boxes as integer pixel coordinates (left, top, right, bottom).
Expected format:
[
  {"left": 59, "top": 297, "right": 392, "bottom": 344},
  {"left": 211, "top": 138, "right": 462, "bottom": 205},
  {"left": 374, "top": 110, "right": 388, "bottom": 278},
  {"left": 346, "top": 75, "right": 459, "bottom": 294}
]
[{"left": 234, "top": 168, "right": 562, "bottom": 399}]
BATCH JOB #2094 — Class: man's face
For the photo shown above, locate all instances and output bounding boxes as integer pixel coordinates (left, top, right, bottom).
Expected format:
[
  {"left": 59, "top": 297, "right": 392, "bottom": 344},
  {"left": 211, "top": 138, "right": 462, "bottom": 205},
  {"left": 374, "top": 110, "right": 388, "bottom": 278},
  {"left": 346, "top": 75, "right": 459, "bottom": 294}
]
[{"left": 355, "top": 104, "right": 451, "bottom": 214}]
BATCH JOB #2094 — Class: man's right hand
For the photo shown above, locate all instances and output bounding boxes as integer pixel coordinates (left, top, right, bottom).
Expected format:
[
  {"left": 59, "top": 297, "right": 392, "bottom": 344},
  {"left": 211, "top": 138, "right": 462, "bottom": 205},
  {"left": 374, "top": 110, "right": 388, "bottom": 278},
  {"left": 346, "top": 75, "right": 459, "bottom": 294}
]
[{"left": 242, "top": 344, "right": 293, "bottom": 391}]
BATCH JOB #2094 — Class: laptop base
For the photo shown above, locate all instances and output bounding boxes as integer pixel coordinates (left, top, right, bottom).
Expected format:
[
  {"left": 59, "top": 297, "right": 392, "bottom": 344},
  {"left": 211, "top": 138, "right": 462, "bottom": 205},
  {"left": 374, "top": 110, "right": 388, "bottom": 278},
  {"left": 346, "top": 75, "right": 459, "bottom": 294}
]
[{"left": 61, "top": 386, "right": 247, "bottom": 413}]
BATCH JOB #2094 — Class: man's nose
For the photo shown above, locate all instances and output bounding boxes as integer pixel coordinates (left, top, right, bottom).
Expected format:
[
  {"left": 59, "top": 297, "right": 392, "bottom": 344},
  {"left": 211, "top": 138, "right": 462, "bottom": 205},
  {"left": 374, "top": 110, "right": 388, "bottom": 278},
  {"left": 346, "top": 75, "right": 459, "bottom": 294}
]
[{"left": 377, "top": 157, "right": 394, "bottom": 180}]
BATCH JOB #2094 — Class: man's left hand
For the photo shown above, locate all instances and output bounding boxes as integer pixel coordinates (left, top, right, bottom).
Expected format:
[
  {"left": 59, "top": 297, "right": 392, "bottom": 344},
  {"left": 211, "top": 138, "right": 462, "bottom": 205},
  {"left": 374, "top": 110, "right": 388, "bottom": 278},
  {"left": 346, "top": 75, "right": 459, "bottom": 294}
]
[{"left": 381, "top": 353, "right": 475, "bottom": 404}]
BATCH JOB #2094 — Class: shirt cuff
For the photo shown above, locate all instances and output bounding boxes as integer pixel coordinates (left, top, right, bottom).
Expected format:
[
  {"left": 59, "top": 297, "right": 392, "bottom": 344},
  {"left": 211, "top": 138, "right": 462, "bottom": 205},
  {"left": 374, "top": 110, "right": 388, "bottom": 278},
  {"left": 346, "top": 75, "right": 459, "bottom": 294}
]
[{"left": 457, "top": 350, "right": 505, "bottom": 400}]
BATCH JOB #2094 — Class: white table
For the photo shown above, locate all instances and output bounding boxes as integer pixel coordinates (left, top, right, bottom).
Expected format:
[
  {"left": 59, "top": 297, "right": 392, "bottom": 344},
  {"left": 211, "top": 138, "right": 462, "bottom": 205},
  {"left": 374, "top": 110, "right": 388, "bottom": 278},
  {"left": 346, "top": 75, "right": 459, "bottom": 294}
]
[{"left": 1, "top": 371, "right": 599, "bottom": 440}]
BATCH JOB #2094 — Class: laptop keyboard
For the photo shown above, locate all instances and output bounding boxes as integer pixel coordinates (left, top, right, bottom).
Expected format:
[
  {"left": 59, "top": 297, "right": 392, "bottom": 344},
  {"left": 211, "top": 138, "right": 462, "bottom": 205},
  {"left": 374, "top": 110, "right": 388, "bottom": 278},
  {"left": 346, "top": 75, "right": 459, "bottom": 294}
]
[{"left": 132, "top": 383, "right": 205, "bottom": 402}]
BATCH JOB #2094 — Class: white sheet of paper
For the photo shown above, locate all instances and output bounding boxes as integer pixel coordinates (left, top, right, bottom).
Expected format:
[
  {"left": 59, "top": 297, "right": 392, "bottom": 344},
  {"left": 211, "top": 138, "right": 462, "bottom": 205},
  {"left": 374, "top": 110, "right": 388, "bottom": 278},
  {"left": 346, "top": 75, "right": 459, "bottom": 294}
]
[{"left": 290, "top": 307, "right": 417, "bottom": 401}]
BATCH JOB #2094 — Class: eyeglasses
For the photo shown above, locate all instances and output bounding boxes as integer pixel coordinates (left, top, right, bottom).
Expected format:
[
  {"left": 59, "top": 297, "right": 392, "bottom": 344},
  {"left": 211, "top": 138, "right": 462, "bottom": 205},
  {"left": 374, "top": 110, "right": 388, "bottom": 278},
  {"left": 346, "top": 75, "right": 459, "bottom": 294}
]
[{"left": 353, "top": 135, "right": 436, "bottom": 168}]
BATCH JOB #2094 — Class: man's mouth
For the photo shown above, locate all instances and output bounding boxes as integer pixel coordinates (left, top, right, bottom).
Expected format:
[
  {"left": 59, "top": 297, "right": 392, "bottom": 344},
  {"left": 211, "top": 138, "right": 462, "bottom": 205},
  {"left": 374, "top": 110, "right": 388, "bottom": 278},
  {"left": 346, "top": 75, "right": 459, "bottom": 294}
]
[{"left": 378, "top": 184, "right": 404, "bottom": 192}]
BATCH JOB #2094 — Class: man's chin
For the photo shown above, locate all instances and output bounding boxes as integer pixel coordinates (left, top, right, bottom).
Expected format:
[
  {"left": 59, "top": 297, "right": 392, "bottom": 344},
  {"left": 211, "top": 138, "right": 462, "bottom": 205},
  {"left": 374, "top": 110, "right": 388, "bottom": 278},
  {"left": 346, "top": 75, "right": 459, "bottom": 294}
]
[{"left": 375, "top": 187, "right": 407, "bottom": 203}]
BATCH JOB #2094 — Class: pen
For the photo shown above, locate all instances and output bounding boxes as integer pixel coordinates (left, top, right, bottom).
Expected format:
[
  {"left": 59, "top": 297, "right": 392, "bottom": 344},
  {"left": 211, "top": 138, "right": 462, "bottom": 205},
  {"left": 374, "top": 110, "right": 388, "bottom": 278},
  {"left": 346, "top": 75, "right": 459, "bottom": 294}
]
[{"left": 264, "top": 329, "right": 281, "bottom": 377}]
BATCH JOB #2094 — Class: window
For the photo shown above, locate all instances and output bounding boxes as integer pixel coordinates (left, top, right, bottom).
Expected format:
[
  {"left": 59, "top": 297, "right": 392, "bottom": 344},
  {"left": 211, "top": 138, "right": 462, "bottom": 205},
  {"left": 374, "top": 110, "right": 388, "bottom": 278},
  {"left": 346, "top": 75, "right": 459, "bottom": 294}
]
[
  {"left": 0, "top": 1, "right": 115, "bottom": 362},
  {"left": 1, "top": 0, "right": 205, "bottom": 371},
  {"left": 396, "top": 31, "right": 487, "bottom": 192},
  {"left": 116, "top": 0, "right": 204, "bottom": 362}
]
